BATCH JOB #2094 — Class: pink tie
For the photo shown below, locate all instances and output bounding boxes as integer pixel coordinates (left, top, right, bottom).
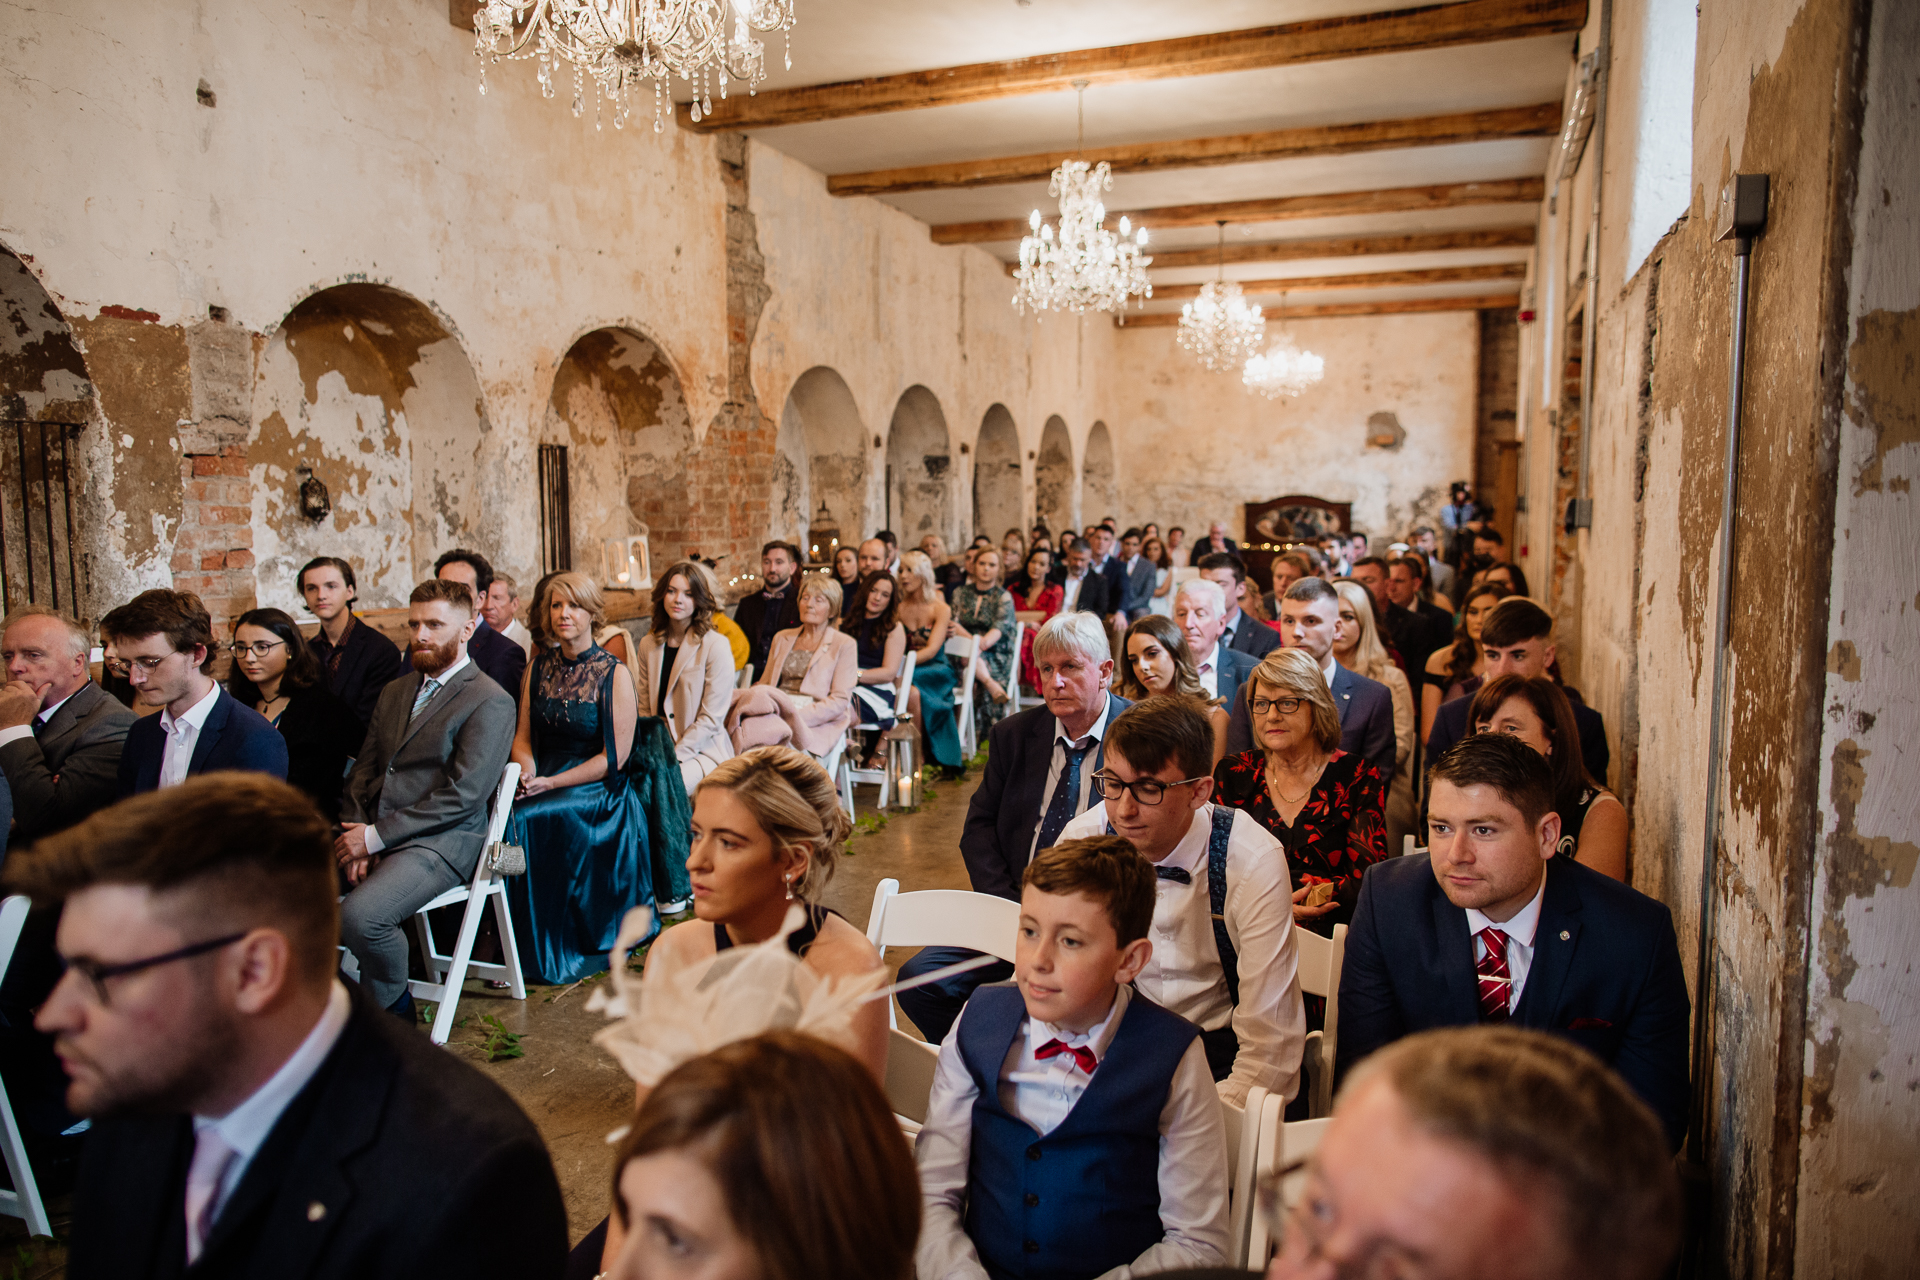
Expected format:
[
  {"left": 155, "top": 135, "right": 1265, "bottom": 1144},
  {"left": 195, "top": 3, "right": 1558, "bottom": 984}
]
[{"left": 184, "top": 1128, "right": 237, "bottom": 1264}]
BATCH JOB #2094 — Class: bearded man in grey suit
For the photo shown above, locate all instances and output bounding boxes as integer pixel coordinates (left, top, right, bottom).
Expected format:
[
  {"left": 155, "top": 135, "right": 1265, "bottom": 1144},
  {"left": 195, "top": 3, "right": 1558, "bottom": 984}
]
[{"left": 337, "top": 580, "right": 516, "bottom": 1020}]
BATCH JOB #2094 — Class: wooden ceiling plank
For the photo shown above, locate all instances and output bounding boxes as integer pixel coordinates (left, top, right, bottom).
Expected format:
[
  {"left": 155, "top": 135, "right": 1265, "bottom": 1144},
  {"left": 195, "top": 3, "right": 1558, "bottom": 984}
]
[
  {"left": 1140, "top": 226, "right": 1535, "bottom": 271},
  {"left": 682, "top": 0, "right": 1587, "bottom": 132},
  {"left": 929, "top": 177, "right": 1545, "bottom": 244},
  {"left": 1147, "top": 263, "right": 1525, "bottom": 300},
  {"left": 1112, "top": 292, "right": 1521, "bottom": 325},
  {"left": 827, "top": 103, "right": 1560, "bottom": 196}
]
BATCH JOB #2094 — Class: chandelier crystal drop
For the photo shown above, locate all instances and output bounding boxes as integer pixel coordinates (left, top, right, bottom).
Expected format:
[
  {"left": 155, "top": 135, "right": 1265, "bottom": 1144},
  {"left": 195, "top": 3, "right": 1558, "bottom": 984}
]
[
  {"left": 1012, "top": 83, "right": 1152, "bottom": 317},
  {"left": 472, "top": 0, "right": 797, "bottom": 133},
  {"left": 1243, "top": 292, "right": 1326, "bottom": 399},
  {"left": 1177, "top": 222, "right": 1264, "bottom": 372}
]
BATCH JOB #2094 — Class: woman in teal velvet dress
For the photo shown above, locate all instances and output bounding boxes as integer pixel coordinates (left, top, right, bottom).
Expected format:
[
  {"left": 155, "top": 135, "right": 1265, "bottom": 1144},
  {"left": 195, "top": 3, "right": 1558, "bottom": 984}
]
[
  {"left": 505, "top": 571, "right": 650, "bottom": 984},
  {"left": 896, "top": 550, "right": 964, "bottom": 773}
]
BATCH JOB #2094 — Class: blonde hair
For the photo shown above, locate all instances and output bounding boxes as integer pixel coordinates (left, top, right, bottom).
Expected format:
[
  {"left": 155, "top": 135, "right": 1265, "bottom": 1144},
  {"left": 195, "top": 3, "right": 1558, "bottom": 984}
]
[
  {"left": 1331, "top": 580, "right": 1392, "bottom": 682},
  {"left": 1247, "top": 647, "right": 1342, "bottom": 753},
  {"left": 896, "top": 549, "right": 939, "bottom": 600},
  {"left": 695, "top": 747, "right": 853, "bottom": 898},
  {"left": 797, "top": 572, "right": 843, "bottom": 618},
  {"left": 544, "top": 571, "right": 607, "bottom": 625}
]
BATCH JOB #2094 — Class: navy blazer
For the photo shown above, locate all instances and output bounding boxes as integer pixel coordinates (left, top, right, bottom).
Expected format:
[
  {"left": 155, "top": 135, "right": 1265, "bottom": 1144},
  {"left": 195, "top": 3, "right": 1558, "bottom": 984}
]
[
  {"left": 309, "top": 618, "right": 410, "bottom": 736},
  {"left": 1427, "top": 687, "right": 1611, "bottom": 785},
  {"left": 1223, "top": 658, "right": 1396, "bottom": 784},
  {"left": 116, "top": 687, "right": 290, "bottom": 797},
  {"left": 1222, "top": 612, "right": 1280, "bottom": 659},
  {"left": 960, "top": 692, "right": 1131, "bottom": 900},
  {"left": 1201, "top": 643, "right": 1258, "bottom": 718},
  {"left": 1096, "top": 556, "right": 1128, "bottom": 616},
  {"left": 1056, "top": 571, "right": 1111, "bottom": 619},
  {"left": 466, "top": 620, "right": 528, "bottom": 706},
  {"left": 1335, "top": 853, "right": 1691, "bottom": 1148}
]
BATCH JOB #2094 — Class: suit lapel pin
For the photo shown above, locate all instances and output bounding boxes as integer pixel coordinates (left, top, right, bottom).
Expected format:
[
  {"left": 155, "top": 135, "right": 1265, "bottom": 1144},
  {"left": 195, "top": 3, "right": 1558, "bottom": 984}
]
[
  {"left": 307, "top": 1201, "right": 327, "bottom": 1222},
  {"left": 1559, "top": 930, "right": 1570, "bottom": 941}
]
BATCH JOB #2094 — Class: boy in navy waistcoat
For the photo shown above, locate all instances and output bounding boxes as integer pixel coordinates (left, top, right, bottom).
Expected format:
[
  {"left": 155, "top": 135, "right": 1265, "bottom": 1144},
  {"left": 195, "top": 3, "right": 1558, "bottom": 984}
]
[{"left": 915, "top": 836, "right": 1231, "bottom": 1280}]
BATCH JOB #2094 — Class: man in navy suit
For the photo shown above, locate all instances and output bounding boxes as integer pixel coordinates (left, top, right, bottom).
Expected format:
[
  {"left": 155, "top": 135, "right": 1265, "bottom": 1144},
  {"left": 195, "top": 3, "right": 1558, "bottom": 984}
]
[
  {"left": 1088, "top": 526, "right": 1129, "bottom": 630},
  {"left": 102, "top": 591, "right": 288, "bottom": 796},
  {"left": 1425, "top": 597, "right": 1610, "bottom": 784},
  {"left": 434, "top": 549, "right": 528, "bottom": 705},
  {"left": 894, "top": 611, "right": 1129, "bottom": 1044},
  {"left": 1175, "top": 577, "right": 1258, "bottom": 712},
  {"left": 1116, "top": 527, "right": 1158, "bottom": 622},
  {"left": 1054, "top": 538, "right": 1112, "bottom": 618},
  {"left": 1224, "top": 577, "right": 1395, "bottom": 783},
  {"left": 1195, "top": 552, "right": 1279, "bottom": 659},
  {"left": 1336, "top": 734, "right": 1690, "bottom": 1148}
]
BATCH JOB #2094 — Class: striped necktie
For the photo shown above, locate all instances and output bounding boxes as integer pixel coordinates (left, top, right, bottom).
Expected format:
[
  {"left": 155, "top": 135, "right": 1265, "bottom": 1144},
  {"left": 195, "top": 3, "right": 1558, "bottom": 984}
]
[
  {"left": 409, "top": 677, "right": 442, "bottom": 722},
  {"left": 1476, "top": 927, "right": 1512, "bottom": 1023}
]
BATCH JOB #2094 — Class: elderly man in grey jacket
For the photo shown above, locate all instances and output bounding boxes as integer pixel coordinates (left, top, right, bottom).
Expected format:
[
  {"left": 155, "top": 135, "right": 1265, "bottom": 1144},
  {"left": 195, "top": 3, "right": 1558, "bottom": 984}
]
[{"left": 338, "top": 579, "right": 516, "bottom": 1019}]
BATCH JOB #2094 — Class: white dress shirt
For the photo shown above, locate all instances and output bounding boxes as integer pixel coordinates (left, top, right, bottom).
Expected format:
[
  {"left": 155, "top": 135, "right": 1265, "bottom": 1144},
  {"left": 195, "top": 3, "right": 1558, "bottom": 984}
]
[
  {"left": 188, "top": 981, "right": 352, "bottom": 1245},
  {"left": 158, "top": 683, "right": 223, "bottom": 789},
  {"left": 0, "top": 686, "right": 79, "bottom": 750},
  {"left": 363, "top": 653, "right": 470, "bottom": 856},
  {"left": 1465, "top": 873, "right": 1547, "bottom": 1014},
  {"left": 1061, "top": 802, "right": 1306, "bottom": 1107},
  {"left": 1027, "top": 700, "right": 1113, "bottom": 860},
  {"left": 1194, "top": 641, "right": 1224, "bottom": 700},
  {"left": 915, "top": 984, "right": 1231, "bottom": 1280},
  {"left": 1062, "top": 570, "right": 1088, "bottom": 612}
]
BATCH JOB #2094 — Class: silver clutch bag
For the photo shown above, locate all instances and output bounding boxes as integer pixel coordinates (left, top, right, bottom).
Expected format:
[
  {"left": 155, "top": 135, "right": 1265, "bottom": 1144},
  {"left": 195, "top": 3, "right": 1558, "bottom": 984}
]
[{"left": 486, "top": 842, "right": 527, "bottom": 876}]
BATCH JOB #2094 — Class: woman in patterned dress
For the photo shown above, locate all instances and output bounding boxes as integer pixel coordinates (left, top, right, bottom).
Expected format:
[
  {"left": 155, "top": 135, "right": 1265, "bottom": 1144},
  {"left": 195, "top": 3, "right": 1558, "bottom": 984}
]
[{"left": 947, "top": 547, "right": 1017, "bottom": 737}]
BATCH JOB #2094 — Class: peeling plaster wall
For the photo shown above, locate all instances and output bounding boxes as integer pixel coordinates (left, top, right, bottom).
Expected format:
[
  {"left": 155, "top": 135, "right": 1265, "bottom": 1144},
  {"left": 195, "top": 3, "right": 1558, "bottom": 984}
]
[
  {"left": 973, "top": 404, "right": 1024, "bottom": 544},
  {"left": 1103, "top": 314, "right": 1475, "bottom": 543},
  {"left": 1035, "top": 417, "right": 1076, "bottom": 535},
  {"left": 886, "top": 385, "right": 958, "bottom": 547},
  {"left": 1083, "top": 422, "right": 1119, "bottom": 526}
]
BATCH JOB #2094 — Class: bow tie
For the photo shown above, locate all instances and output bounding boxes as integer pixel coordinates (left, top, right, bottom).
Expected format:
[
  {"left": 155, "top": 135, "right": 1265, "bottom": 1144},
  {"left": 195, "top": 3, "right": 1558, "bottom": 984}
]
[
  {"left": 1034, "top": 1039, "right": 1099, "bottom": 1075},
  {"left": 1154, "top": 865, "right": 1191, "bottom": 885}
]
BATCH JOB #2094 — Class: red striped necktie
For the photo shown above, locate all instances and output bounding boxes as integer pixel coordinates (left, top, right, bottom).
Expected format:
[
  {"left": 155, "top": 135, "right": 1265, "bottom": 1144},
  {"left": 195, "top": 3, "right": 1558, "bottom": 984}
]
[{"left": 1475, "top": 927, "right": 1512, "bottom": 1023}]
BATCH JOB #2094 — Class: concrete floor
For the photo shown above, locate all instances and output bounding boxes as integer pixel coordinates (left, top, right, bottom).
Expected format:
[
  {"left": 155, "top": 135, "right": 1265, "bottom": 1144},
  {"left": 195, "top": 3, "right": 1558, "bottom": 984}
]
[{"left": 0, "top": 768, "right": 981, "bottom": 1272}]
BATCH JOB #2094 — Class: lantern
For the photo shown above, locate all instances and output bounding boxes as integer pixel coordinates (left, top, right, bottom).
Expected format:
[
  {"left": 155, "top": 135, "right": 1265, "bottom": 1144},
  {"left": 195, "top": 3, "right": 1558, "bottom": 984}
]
[
  {"left": 602, "top": 533, "right": 651, "bottom": 590},
  {"left": 806, "top": 501, "right": 841, "bottom": 568},
  {"left": 883, "top": 719, "right": 922, "bottom": 810}
]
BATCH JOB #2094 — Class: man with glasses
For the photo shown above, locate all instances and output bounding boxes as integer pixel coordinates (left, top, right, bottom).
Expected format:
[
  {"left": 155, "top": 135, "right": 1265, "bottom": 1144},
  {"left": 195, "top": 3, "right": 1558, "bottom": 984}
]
[
  {"left": 1061, "top": 696, "right": 1304, "bottom": 1108},
  {"left": 102, "top": 590, "right": 287, "bottom": 796},
  {"left": 2, "top": 774, "right": 567, "bottom": 1279},
  {"left": 1160, "top": 1027, "right": 1680, "bottom": 1280}
]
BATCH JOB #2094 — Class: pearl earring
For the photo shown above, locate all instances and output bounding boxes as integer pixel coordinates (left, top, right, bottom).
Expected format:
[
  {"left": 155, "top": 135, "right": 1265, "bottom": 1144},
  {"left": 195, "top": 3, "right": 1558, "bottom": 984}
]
[{"left": 783, "top": 873, "right": 794, "bottom": 902}]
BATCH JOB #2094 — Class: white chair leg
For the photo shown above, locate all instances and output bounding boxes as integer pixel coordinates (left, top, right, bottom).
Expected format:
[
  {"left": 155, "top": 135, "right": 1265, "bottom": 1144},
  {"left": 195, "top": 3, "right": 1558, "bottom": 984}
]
[
  {"left": 489, "top": 883, "right": 528, "bottom": 1000},
  {"left": 414, "top": 912, "right": 447, "bottom": 982},
  {"left": 427, "top": 883, "right": 491, "bottom": 1046},
  {"left": 839, "top": 758, "right": 856, "bottom": 817},
  {"left": 0, "top": 1073, "right": 51, "bottom": 1238}
]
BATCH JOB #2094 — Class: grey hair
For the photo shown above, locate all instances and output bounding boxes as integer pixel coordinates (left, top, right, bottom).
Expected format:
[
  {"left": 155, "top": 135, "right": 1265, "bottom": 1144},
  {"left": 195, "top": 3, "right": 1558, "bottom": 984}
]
[
  {"left": 1032, "top": 611, "right": 1111, "bottom": 667},
  {"left": 2, "top": 605, "right": 91, "bottom": 661},
  {"left": 1174, "top": 576, "right": 1227, "bottom": 614}
]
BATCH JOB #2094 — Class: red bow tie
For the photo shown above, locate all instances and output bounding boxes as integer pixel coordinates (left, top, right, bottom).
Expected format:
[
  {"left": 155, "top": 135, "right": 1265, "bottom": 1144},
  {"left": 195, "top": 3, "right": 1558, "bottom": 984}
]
[{"left": 1034, "top": 1039, "right": 1098, "bottom": 1075}]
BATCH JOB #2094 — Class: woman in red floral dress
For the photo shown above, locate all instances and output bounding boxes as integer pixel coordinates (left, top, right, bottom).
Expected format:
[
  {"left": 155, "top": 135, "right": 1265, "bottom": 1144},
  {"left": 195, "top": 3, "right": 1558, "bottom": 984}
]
[
  {"left": 1008, "top": 546, "right": 1063, "bottom": 697},
  {"left": 1211, "top": 647, "right": 1388, "bottom": 936}
]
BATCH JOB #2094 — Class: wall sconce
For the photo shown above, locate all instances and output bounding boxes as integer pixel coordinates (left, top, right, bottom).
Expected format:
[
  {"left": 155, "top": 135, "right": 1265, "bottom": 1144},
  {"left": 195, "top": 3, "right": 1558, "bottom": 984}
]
[
  {"left": 602, "top": 534, "right": 651, "bottom": 590},
  {"left": 295, "top": 467, "right": 331, "bottom": 522},
  {"left": 806, "top": 501, "right": 842, "bottom": 567}
]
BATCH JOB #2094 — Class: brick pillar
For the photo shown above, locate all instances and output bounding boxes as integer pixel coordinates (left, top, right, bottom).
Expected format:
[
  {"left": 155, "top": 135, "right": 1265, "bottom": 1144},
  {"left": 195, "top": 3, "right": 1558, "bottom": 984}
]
[{"left": 172, "top": 317, "right": 258, "bottom": 633}]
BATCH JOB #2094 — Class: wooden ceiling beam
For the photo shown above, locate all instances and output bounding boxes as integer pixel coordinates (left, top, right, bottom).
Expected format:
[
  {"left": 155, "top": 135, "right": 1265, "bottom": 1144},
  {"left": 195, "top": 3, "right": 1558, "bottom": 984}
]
[
  {"left": 1112, "top": 293, "right": 1521, "bottom": 326},
  {"left": 680, "top": 0, "right": 1587, "bottom": 132},
  {"left": 827, "top": 103, "right": 1559, "bottom": 196},
  {"left": 1140, "top": 226, "right": 1534, "bottom": 271},
  {"left": 930, "top": 177, "right": 1544, "bottom": 245},
  {"left": 1147, "top": 263, "right": 1525, "bottom": 301}
]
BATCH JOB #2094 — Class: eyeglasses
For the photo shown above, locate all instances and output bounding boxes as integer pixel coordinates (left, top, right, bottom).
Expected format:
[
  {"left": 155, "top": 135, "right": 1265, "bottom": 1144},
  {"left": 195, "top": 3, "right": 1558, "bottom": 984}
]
[
  {"left": 1250, "top": 696, "right": 1305, "bottom": 716},
  {"left": 1091, "top": 770, "right": 1208, "bottom": 807},
  {"left": 60, "top": 933, "right": 248, "bottom": 1007},
  {"left": 102, "top": 653, "right": 178, "bottom": 677},
  {"left": 227, "top": 640, "right": 288, "bottom": 658},
  {"left": 1258, "top": 1159, "right": 1425, "bottom": 1280}
]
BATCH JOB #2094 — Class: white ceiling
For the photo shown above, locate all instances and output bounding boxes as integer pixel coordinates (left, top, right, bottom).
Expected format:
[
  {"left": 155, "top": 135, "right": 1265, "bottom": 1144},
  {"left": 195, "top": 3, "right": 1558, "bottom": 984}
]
[{"left": 726, "top": 1, "right": 1576, "bottom": 307}]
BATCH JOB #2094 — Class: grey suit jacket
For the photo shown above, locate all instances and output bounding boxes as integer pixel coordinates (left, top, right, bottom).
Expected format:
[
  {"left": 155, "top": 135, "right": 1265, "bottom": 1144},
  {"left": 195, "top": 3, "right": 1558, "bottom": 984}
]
[
  {"left": 341, "top": 661, "right": 516, "bottom": 877},
  {"left": 0, "top": 681, "right": 137, "bottom": 846},
  {"left": 1119, "top": 557, "right": 1158, "bottom": 617}
]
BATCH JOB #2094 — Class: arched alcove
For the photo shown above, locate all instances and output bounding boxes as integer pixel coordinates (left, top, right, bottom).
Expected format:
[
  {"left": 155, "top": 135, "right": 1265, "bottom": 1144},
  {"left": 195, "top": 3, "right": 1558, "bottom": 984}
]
[
  {"left": 1083, "top": 421, "right": 1118, "bottom": 527},
  {"left": 0, "top": 246, "right": 95, "bottom": 617},
  {"left": 251, "top": 283, "right": 488, "bottom": 609},
  {"left": 776, "top": 367, "right": 868, "bottom": 560},
  {"left": 1035, "top": 415, "right": 1076, "bottom": 537},
  {"left": 972, "top": 404, "right": 1022, "bottom": 542},
  {"left": 546, "top": 327, "right": 694, "bottom": 571},
  {"left": 885, "top": 385, "right": 955, "bottom": 546}
]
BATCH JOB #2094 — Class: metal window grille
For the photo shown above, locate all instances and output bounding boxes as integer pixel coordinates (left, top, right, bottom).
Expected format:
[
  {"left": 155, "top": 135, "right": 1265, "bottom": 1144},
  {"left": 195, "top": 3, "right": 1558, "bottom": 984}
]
[
  {"left": 538, "top": 444, "right": 572, "bottom": 573},
  {"left": 0, "top": 419, "right": 85, "bottom": 617}
]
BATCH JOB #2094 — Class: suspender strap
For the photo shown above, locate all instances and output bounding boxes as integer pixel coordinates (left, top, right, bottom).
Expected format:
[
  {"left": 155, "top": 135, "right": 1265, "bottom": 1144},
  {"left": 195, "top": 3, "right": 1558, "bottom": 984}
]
[{"left": 1207, "top": 806, "right": 1240, "bottom": 1005}]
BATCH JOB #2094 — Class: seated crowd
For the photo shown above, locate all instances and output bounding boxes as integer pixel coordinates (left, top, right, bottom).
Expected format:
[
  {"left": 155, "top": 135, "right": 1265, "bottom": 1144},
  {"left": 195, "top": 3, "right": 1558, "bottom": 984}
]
[{"left": 0, "top": 491, "right": 1690, "bottom": 1280}]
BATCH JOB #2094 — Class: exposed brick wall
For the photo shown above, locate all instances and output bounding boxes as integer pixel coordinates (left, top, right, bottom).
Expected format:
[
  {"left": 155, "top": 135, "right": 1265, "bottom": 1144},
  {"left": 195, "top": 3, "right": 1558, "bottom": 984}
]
[{"left": 172, "top": 318, "right": 258, "bottom": 632}]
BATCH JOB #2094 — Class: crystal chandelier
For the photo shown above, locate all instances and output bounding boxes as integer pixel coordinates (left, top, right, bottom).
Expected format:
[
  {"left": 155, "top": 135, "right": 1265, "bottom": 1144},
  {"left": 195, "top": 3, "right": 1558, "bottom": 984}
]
[
  {"left": 472, "top": 0, "right": 797, "bottom": 132},
  {"left": 1013, "top": 83, "right": 1152, "bottom": 317},
  {"left": 1243, "top": 290, "right": 1326, "bottom": 398},
  {"left": 1177, "top": 222, "right": 1264, "bottom": 372}
]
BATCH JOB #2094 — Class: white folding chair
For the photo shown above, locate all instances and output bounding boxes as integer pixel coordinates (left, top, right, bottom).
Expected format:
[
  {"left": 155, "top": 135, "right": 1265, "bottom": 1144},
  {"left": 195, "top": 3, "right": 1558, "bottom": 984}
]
[
  {"left": 735, "top": 662, "right": 755, "bottom": 690},
  {"left": 1222, "top": 1084, "right": 1270, "bottom": 1267},
  {"left": 838, "top": 652, "right": 915, "bottom": 813},
  {"left": 1403, "top": 834, "right": 1424, "bottom": 857},
  {"left": 865, "top": 877, "right": 1020, "bottom": 1029},
  {"left": 1292, "top": 923, "right": 1349, "bottom": 1118},
  {"left": 1012, "top": 613, "right": 1046, "bottom": 711},
  {"left": 944, "top": 634, "right": 981, "bottom": 759},
  {"left": 884, "top": 1027, "right": 942, "bottom": 1136},
  {"left": 814, "top": 731, "right": 854, "bottom": 817},
  {"left": 1244, "top": 1090, "right": 1289, "bottom": 1266},
  {"left": 364, "top": 763, "right": 528, "bottom": 1046},
  {"left": 0, "top": 896, "right": 51, "bottom": 1239},
  {"left": 1252, "top": 1115, "right": 1335, "bottom": 1265}
]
